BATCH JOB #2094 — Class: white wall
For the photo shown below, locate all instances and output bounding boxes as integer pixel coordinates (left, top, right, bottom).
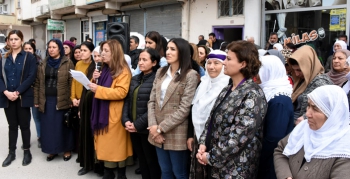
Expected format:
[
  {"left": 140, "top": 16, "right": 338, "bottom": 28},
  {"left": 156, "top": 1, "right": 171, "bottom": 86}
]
[
  {"left": 187, "top": 0, "right": 261, "bottom": 45},
  {"left": 12, "top": 25, "right": 31, "bottom": 42},
  {"left": 244, "top": 0, "right": 262, "bottom": 45},
  {"left": 21, "top": 0, "right": 49, "bottom": 20}
]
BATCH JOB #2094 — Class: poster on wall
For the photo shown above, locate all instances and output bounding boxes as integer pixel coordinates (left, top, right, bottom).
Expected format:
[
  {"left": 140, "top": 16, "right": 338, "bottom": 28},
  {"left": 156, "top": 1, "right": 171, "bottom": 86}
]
[
  {"left": 95, "top": 31, "right": 105, "bottom": 46},
  {"left": 329, "top": 9, "right": 346, "bottom": 31},
  {"left": 266, "top": 0, "right": 345, "bottom": 11}
]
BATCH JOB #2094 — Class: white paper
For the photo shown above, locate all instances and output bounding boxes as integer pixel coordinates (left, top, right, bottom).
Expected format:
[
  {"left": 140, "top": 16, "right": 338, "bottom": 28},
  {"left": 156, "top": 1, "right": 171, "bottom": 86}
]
[{"left": 70, "top": 70, "right": 91, "bottom": 90}]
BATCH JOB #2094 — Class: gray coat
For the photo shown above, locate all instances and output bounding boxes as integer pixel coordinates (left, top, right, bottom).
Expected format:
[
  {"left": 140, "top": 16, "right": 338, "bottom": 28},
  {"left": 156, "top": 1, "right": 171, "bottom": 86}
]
[{"left": 274, "top": 135, "right": 350, "bottom": 179}]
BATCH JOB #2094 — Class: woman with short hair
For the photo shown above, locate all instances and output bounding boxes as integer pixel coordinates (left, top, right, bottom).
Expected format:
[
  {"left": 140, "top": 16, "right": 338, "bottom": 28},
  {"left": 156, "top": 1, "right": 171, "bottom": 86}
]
[
  {"left": 196, "top": 41, "right": 268, "bottom": 179},
  {"left": 122, "top": 48, "right": 161, "bottom": 179}
]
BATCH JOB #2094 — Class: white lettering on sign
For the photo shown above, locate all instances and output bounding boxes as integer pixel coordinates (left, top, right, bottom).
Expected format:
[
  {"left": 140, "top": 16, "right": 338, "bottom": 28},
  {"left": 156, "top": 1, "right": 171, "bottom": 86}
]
[{"left": 284, "top": 30, "right": 319, "bottom": 46}]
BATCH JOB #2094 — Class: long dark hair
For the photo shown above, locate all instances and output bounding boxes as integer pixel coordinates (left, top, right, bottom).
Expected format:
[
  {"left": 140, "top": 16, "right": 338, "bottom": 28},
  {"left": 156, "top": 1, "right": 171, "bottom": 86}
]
[
  {"left": 23, "top": 42, "right": 41, "bottom": 62},
  {"left": 145, "top": 31, "right": 164, "bottom": 57},
  {"left": 70, "top": 45, "right": 81, "bottom": 66},
  {"left": 140, "top": 48, "right": 161, "bottom": 72},
  {"left": 159, "top": 38, "right": 192, "bottom": 82},
  {"left": 4, "top": 30, "right": 24, "bottom": 58}
]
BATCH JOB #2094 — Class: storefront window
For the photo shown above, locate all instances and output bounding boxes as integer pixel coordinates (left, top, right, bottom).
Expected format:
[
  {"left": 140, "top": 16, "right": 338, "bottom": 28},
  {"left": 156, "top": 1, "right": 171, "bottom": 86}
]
[
  {"left": 264, "top": 0, "right": 348, "bottom": 63},
  {"left": 48, "top": 30, "right": 64, "bottom": 42},
  {"left": 94, "top": 22, "right": 106, "bottom": 46}
]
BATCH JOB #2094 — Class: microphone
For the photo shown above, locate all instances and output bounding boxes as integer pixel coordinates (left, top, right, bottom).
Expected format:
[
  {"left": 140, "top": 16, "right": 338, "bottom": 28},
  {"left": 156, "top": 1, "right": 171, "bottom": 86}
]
[{"left": 95, "top": 62, "right": 102, "bottom": 83}]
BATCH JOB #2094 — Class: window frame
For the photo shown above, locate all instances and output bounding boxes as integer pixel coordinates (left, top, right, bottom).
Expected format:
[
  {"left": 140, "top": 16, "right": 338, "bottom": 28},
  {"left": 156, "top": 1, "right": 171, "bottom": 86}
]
[{"left": 218, "top": 0, "right": 244, "bottom": 17}]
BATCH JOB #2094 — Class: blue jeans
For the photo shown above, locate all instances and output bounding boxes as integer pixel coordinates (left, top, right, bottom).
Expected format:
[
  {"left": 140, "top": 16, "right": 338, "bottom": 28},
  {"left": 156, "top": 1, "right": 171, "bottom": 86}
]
[
  {"left": 155, "top": 147, "right": 188, "bottom": 179},
  {"left": 31, "top": 107, "right": 41, "bottom": 138}
]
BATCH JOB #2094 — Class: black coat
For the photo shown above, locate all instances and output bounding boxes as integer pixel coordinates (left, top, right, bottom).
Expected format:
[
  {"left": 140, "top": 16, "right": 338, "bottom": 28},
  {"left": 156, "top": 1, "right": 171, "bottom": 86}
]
[
  {"left": 129, "top": 49, "right": 142, "bottom": 70},
  {"left": 122, "top": 71, "right": 156, "bottom": 134}
]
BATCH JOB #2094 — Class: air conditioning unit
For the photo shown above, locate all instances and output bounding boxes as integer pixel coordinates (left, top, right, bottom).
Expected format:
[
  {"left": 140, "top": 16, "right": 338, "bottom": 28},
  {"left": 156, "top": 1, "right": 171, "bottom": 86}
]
[
  {"left": 2, "top": 10, "right": 7, "bottom": 14},
  {"left": 42, "top": 5, "right": 50, "bottom": 14}
]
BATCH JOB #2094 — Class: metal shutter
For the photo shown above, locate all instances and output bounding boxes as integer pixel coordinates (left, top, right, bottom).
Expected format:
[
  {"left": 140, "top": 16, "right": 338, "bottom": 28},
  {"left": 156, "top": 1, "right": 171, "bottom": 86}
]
[
  {"left": 146, "top": 4, "right": 181, "bottom": 39},
  {"left": 66, "top": 19, "right": 81, "bottom": 43},
  {"left": 126, "top": 9, "right": 145, "bottom": 35}
]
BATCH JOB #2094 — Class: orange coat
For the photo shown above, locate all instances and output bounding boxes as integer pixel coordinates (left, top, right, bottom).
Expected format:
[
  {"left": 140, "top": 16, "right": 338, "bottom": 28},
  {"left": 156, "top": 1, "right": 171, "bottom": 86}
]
[{"left": 94, "top": 68, "right": 133, "bottom": 162}]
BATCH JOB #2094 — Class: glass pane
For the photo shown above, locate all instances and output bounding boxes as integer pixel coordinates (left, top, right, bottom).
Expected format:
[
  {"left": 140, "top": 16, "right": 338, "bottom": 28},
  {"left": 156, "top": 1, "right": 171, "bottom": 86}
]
[
  {"left": 264, "top": 9, "right": 347, "bottom": 64},
  {"left": 265, "top": 0, "right": 346, "bottom": 11}
]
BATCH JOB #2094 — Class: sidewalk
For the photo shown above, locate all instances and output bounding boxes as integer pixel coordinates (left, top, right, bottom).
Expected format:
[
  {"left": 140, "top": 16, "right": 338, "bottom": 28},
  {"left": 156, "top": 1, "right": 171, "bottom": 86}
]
[{"left": 0, "top": 109, "right": 140, "bottom": 179}]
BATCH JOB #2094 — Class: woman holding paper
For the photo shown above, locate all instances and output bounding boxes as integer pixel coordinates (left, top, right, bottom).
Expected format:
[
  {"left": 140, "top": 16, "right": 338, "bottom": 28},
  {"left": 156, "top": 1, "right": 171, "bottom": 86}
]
[
  {"left": 88, "top": 39, "right": 132, "bottom": 179},
  {"left": 34, "top": 39, "right": 75, "bottom": 162}
]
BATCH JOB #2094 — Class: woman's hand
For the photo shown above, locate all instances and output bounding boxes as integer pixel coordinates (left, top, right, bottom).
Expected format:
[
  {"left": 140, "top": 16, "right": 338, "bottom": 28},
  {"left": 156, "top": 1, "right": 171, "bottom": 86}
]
[
  {"left": 187, "top": 138, "right": 194, "bottom": 151},
  {"left": 88, "top": 83, "right": 98, "bottom": 93},
  {"left": 92, "top": 70, "right": 101, "bottom": 80},
  {"left": 154, "top": 134, "right": 165, "bottom": 144},
  {"left": 125, "top": 121, "right": 137, "bottom": 133},
  {"left": 72, "top": 99, "right": 80, "bottom": 107},
  {"left": 4, "top": 91, "right": 18, "bottom": 101},
  {"left": 34, "top": 104, "right": 39, "bottom": 108},
  {"left": 196, "top": 144, "right": 207, "bottom": 165},
  {"left": 196, "top": 152, "right": 209, "bottom": 165},
  {"left": 147, "top": 125, "right": 160, "bottom": 139},
  {"left": 198, "top": 144, "right": 206, "bottom": 154}
]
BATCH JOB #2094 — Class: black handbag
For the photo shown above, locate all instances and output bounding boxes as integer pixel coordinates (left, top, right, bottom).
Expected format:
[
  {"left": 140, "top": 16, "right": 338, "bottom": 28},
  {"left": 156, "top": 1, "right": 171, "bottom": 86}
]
[{"left": 63, "top": 108, "right": 78, "bottom": 128}]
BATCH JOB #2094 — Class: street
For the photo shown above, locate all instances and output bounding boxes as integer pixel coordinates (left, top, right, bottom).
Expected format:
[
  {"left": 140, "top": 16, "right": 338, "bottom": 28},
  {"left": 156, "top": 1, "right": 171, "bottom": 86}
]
[{"left": 0, "top": 109, "right": 140, "bottom": 179}]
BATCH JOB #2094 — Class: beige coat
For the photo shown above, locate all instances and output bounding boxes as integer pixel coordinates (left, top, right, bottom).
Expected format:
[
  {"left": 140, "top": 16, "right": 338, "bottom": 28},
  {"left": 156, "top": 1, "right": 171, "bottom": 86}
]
[
  {"left": 94, "top": 68, "right": 133, "bottom": 162},
  {"left": 148, "top": 68, "right": 199, "bottom": 150},
  {"left": 274, "top": 135, "right": 350, "bottom": 179}
]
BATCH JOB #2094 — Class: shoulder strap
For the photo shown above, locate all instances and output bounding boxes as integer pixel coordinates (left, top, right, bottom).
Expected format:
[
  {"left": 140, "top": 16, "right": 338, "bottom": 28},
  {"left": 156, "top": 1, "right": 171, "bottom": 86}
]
[
  {"left": 1, "top": 56, "right": 6, "bottom": 88},
  {"left": 20, "top": 52, "right": 28, "bottom": 85}
]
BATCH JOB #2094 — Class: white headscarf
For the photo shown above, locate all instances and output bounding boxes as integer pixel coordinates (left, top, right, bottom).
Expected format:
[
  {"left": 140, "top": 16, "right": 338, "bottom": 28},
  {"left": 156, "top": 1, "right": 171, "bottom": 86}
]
[
  {"left": 273, "top": 43, "right": 284, "bottom": 52},
  {"left": 259, "top": 55, "right": 293, "bottom": 102},
  {"left": 333, "top": 40, "right": 347, "bottom": 52},
  {"left": 283, "top": 85, "right": 350, "bottom": 162},
  {"left": 92, "top": 46, "right": 100, "bottom": 62},
  {"left": 124, "top": 54, "right": 134, "bottom": 73},
  {"left": 258, "top": 49, "right": 267, "bottom": 56},
  {"left": 192, "top": 50, "right": 230, "bottom": 140}
]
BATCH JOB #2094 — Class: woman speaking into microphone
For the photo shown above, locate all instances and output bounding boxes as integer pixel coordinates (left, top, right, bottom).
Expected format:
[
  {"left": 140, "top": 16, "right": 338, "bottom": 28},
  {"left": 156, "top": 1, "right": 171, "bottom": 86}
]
[{"left": 88, "top": 39, "right": 133, "bottom": 179}]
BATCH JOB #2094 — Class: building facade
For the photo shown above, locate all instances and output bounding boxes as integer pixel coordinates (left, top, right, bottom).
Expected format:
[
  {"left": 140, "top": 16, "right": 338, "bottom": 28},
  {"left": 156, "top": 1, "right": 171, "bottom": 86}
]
[
  {"left": 263, "top": 0, "right": 350, "bottom": 62},
  {"left": 17, "top": 0, "right": 265, "bottom": 50},
  {"left": 0, "top": 0, "right": 31, "bottom": 41},
  {"left": 187, "top": 0, "right": 262, "bottom": 45}
]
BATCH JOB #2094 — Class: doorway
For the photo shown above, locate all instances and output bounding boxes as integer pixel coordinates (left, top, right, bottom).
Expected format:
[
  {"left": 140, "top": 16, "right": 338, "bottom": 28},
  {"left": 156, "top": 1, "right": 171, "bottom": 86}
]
[{"left": 213, "top": 26, "right": 244, "bottom": 43}]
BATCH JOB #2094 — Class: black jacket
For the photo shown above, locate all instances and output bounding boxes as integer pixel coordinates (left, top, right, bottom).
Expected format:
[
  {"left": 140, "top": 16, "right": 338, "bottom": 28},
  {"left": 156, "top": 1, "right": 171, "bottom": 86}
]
[
  {"left": 0, "top": 51, "right": 38, "bottom": 108},
  {"left": 122, "top": 71, "right": 156, "bottom": 134},
  {"left": 129, "top": 49, "right": 142, "bottom": 70}
]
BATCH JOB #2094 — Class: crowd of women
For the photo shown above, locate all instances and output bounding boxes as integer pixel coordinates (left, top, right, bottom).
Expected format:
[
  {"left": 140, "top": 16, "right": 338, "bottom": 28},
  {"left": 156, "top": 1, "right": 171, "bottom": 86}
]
[{"left": 0, "top": 29, "right": 350, "bottom": 179}]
